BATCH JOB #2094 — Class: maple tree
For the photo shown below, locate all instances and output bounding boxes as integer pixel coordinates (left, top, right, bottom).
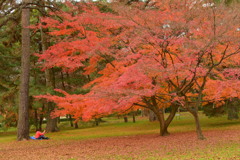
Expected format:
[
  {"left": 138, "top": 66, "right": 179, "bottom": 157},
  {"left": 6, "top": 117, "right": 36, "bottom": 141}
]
[{"left": 35, "top": 1, "right": 240, "bottom": 139}]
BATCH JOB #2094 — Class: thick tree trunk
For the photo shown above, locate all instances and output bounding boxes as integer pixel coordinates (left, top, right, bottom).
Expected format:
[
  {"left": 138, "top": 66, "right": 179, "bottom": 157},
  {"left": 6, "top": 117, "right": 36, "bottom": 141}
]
[
  {"left": 17, "top": 0, "right": 31, "bottom": 141},
  {"left": 150, "top": 96, "right": 168, "bottom": 136},
  {"left": 153, "top": 109, "right": 169, "bottom": 136},
  {"left": 143, "top": 96, "right": 178, "bottom": 136},
  {"left": 46, "top": 117, "right": 59, "bottom": 132},
  {"left": 156, "top": 108, "right": 169, "bottom": 136},
  {"left": 147, "top": 96, "right": 168, "bottom": 136},
  {"left": 44, "top": 69, "right": 58, "bottom": 132},
  {"left": 154, "top": 106, "right": 178, "bottom": 136},
  {"left": 44, "top": 72, "right": 59, "bottom": 132},
  {"left": 190, "top": 110, "right": 206, "bottom": 140},
  {"left": 162, "top": 105, "right": 179, "bottom": 134},
  {"left": 151, "top": 107, "right": 166, "bottom": 136},
  {"left": 45, "top": 102, "right": 59, "bottom": 132},
  {"left": 40, "top": 25, "right": 59, "bottom": 132}
]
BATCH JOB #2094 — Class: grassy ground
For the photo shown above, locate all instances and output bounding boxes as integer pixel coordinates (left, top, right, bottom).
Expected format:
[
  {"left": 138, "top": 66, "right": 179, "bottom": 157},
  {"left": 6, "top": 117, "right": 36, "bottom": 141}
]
[{"left": 0, "top": 112, "right": 239, "bottom": 160}]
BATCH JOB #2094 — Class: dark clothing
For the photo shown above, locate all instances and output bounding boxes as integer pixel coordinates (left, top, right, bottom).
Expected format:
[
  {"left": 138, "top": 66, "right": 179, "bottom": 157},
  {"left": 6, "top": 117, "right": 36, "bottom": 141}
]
[{"left": 36, "top": 135, "right": 49, "bottom": 140}]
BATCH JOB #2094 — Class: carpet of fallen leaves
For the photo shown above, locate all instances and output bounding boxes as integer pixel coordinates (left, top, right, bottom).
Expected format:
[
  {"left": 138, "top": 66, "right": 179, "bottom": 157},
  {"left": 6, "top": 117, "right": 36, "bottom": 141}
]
[{"left": 0, "top": 129, "right": 239, "bottom": 160}]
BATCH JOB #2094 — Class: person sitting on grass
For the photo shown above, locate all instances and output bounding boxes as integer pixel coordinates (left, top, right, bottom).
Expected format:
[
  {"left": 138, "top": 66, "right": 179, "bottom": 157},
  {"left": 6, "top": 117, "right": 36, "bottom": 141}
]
[{"left": 35, "top": 129, "right": 49, "bottom": 140}]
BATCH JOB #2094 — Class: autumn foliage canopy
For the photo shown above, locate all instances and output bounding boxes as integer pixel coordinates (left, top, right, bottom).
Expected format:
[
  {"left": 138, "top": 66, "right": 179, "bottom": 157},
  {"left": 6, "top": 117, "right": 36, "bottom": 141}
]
[{"left": 35, "top": 0, "right": 240, "bottom": 122}]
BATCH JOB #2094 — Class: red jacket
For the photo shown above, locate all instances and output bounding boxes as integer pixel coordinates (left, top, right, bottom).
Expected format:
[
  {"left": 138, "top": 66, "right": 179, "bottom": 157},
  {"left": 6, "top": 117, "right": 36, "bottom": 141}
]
[{"left": 35, "top": 131, "right": 44, "bottom": 138}]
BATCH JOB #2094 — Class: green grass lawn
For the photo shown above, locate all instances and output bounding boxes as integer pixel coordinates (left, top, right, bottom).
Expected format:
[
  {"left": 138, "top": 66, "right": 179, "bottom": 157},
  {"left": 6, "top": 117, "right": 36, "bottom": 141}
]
[
  {"left": 0, "top": 112, "right": 239, "bottom": 160},
  {"left": 54, "top": 112, "right": 239, "bottom": 140},
  {"left": 0, "top": 112, "right": 239, "bottom": 142}
]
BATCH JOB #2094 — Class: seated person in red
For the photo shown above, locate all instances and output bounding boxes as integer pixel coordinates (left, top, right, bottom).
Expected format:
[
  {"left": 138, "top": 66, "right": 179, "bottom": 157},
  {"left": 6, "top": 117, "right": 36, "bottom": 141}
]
[{"left": 35, "top": 130, "right": 49, "bottom": 139}]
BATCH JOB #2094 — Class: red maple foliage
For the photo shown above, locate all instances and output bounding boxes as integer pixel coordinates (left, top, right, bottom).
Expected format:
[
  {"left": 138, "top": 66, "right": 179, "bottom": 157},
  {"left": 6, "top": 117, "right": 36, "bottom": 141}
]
[{"left": 35, "top": 1, "right": 240, "bottom": 139}]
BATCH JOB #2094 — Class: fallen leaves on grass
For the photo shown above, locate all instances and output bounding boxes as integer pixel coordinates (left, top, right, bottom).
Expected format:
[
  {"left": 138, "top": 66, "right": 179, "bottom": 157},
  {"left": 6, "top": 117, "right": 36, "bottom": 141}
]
[{"left": 0, "top": 129, "right": 239, "bottom": 160}]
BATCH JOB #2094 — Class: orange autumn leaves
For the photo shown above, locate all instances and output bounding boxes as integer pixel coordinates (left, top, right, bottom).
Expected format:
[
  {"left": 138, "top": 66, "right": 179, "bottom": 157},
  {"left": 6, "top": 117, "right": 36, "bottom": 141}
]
[{"left": 35, "top": 1, "right": 240, "bottom": 121}]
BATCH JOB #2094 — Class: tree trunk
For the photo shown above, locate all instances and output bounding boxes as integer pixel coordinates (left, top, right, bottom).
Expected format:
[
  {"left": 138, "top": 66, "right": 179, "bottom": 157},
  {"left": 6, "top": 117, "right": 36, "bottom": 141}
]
[
  {"left": 124, "top": 116, "right": 128, "bottom": 122},
  {"left": 190, "top": 110, "right": 206, "bottom": 140},
  {"left": 95, "top": 118, "right": 99, "bottom": 126},
  {"left": 46, "top": 117, "right": 59, "bottom": 132},
  {"left": 17, "top": 0, "right": 31, "bottom": 141},
  {"left": 40, "top": 24, "right": 59, "bottom": 132},
  {"left": 45, "top": 102, "right": 59, "bottom": 132},
  {"left": 149, "top": 107, "right": 175, "bottom": 136},
  {"left": 156, "top": 108, "right": 168, "bottom": 136},
  {"left": 57, "top": 117, "right": 61, "bottom": 124},
  {"left": 154, "top": 109, "right": 167, "bottom": 136},
  {"left": 227, "top": 101, "right": 239, "bottom": 120},
  {"left": 39, "top": 103, "right": 45, "bottom": 131},
  {"left": 44, "top": 69, "right": 58, "bottom": 132},
  {"left": 162, "top": 105, "right": 179, "bottom": 135},
  {"left": 132, "top": 112, "right": 136, "bottom": 123},
  {"left": 150, "top": 96, "right": 168, "bottom": 136},
  {"left": 142, "top": 96, "right": 178, "bottom": 136},
  {"left": 149, "top": 110, "right": 157, "bottom": 122},
  {"left": 34, "top": 109, "right": 39, "bottom": 131},
  {"left": 141, "top": 108, "right": 149, "bottom": 117},
  {"left": 74, "top": 122, "right": 78, "bottom": 129},
  {"left": 68, "top": 114, "right": 73, "bottom": 127},
  {"left": 60, "top": 71, "right": 66, "bottom": 90}
]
